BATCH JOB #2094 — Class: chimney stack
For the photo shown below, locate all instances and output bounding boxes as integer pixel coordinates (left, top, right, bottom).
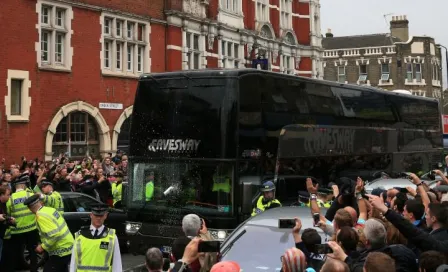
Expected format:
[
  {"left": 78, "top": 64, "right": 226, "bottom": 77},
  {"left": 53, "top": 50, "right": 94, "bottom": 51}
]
[
  {"left": 325, "top": 28, "right": 333, "bottom": 38},
  {"left": 390, "top": 15, "right": 409, "bottom": 42}
]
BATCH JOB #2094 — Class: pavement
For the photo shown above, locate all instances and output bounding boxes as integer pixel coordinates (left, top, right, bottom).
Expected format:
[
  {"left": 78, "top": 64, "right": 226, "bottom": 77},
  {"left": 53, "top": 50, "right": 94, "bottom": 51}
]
[{"left": 17, "top": 253, "right": 146, "bottom": 272}]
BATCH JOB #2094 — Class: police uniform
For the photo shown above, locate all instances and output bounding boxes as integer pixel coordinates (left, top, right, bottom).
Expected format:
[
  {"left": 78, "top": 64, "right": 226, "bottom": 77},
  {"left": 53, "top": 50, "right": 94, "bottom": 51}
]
[
  {"left": 69, "top": 204, "right": 122, "bottom": 272},
  {"left": 111, "top": 173, "right": 123, "bottom": 208},
  {"left": 24, "top": 194, "right": 74, "bottom": 272},
  {"left": 251, "top": 181, "right": 282, "bottom": 216},
  {"left": 4, "top": 174, "right": 39, "bottom": 272},
  {"left": 39, "top": 180, "right": 65, "bottom": 215}
]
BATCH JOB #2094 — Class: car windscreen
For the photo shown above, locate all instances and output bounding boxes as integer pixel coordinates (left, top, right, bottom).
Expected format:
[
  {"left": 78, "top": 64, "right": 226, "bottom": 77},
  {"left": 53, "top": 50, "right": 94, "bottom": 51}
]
[{"left": 221, "top": 225, "right": 322, "bottom": 271}]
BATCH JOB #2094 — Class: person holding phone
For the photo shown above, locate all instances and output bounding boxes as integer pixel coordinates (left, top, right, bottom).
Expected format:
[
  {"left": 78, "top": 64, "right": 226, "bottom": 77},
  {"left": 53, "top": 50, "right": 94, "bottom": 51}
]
[{"left": 251, "top": 180, "right": 282, "bottom": 216}]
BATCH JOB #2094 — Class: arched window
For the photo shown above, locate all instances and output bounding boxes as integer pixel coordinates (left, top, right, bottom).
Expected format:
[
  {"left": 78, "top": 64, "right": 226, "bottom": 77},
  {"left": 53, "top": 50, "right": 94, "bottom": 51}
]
[
  {"left": 52, "top": 112, "right": 100, "bottom": 158},
  {"left": 117, "top": 116, "right": 131, "bottom": 153}
]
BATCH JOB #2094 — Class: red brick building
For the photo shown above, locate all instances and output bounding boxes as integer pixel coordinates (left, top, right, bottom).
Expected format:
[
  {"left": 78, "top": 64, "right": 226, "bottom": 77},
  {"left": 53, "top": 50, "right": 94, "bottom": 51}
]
[{"left": 0, "top": 0, "right": 322, "bottom": 163}]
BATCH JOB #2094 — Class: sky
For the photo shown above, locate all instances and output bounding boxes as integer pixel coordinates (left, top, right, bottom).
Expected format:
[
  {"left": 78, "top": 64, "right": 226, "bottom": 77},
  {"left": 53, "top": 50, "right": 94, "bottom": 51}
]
[{"left": 320, "top": 0, "right": 448, "bottom": 88}]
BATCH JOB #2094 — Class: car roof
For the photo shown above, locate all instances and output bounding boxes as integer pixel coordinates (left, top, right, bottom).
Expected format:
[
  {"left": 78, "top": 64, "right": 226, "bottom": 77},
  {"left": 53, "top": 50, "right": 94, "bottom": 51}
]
[
  {"left": 365, "top": 178, "right": 438, "bottom": 191},
  {"left": 245, "top": 206, "right": 326, "bottom": 229}
]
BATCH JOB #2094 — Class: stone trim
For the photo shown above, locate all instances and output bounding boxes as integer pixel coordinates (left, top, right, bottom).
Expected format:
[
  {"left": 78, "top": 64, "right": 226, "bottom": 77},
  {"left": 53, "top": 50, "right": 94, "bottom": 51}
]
[
  {"left": 111, "top": 105, "right": 133, "bottom": 153},
  {"left": 45, "top": 101, "right": 111, "bottom": 161},
  {"left": 5, "top": 70, "right": 32, "bottom": 122}
]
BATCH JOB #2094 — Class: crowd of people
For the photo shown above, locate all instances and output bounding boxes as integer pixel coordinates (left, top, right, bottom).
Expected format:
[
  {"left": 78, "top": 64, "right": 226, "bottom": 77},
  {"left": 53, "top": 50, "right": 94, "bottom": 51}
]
[
  {"left": 143, "top": 172, "right": 448, "bottom": 272},
  {"left": 0, "top": 151, "right": 128, "bottom": 271}
]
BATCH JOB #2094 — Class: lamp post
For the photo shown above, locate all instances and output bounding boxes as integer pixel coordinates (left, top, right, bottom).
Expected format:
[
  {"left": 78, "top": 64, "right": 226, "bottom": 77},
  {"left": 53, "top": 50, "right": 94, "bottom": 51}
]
[{"left": 436, "top": 44, "right": 447, "bottom": 114}]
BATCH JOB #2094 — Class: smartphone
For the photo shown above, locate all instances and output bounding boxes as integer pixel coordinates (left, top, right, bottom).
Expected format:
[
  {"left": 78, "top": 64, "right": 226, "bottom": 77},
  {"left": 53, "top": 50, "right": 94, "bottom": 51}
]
[
  {"left": 313, "top": 244, "right": 333, "bottom": 254},
  {"left": 313, "top": 213, "right": 320, "bottom": 227},
  {"left": 198, "top": 241, "right": 220, "bottom": 252},
  {"left": 278, "top": 219, "right": 296, "bottom": 229}
]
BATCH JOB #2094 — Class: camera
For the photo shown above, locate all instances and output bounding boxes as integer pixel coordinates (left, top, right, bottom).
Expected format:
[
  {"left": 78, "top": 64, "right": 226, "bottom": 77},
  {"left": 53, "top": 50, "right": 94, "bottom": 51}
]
[
  {"left": 427, "top": 171, "right": 436, "bottom": 181},
  {"left": 3, "top": 214, "right": 17, "bottom": 227}
]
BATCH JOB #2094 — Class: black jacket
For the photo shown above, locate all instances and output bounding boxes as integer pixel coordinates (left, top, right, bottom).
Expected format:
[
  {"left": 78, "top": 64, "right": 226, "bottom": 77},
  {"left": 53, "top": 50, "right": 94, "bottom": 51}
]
[
  {"left": 0, "top": 202, "right": 7, "bottom": 239},
  {"left": 346, "top": 244, "right": 418, "bottom": 272},
  {"left": 384, "top": 208, "right": 448, "bottom": 253}
]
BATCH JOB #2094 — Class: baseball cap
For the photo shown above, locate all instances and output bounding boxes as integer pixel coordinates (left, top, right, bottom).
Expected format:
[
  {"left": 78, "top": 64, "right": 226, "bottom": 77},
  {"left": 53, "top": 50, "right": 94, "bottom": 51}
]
[{"left": 210, "top": 261, "right": 241, "bottom": 272}]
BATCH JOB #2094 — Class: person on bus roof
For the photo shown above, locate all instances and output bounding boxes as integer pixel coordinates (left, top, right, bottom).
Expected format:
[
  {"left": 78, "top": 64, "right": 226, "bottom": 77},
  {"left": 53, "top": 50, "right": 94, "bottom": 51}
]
[{"left": 251, "top": 180, "right": 282, "bottom": 216}]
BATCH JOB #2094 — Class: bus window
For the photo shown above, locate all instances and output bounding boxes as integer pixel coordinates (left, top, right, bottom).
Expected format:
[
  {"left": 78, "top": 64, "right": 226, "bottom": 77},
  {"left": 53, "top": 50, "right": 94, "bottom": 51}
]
[
  {"left": 332, "top": 87, "right": 395, "bottom": 121},
  {"left": 128, "top": 161, "right": 233, "bottom": 215},
  {"left": 306, "top": 83, "right": 343, "bottom": 116}
]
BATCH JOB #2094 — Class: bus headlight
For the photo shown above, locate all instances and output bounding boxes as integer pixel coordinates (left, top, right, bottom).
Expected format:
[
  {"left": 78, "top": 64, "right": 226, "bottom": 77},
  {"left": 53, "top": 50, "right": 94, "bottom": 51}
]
[{"left": 125, "top": 222, "right": 142, "bottom": 235}]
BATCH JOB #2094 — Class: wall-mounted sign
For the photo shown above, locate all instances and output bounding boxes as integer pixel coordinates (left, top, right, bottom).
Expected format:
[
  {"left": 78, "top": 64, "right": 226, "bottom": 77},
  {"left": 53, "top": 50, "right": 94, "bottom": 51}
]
[
  {"left": 99, "top": 103, "right": 123, "bottom": 110},
  {"left": 443, "top": 115, "right": 448, "bottom": 134}
]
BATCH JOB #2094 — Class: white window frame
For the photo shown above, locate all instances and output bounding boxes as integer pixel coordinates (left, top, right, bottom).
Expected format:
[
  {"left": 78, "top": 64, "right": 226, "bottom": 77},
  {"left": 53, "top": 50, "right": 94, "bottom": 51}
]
[
  {"left": 282, "top": 55, "right": 294, "bottom": 74},
  {"left": 381, "top": 63, "right": 390, "bottom": 81},
  {"left": 5, "top": 70, "right": 32, "bottom": 122},
  {"left": 415, "top": 63, "right": 422, "bottom": 83},
  {"left": 220, "top": 0, "right": 241, "bottom": 13},
  {"left": 280, "top": 0, "right": 292, "bottom": 30},
  {"left": 406, "top": 63, "right": 413, "bottom": 82},
  {"left": 256, "top": 0, "right": 269, "bottom": 22},
  {"left": 338, "top": 66, "right": 346, "bottom": 83},
  {"left": 36, "top": 1, "right": 73, "bottom": 71},
  {"left": 100, "top": 13, "right": 151, "bottom": 77},
  {"left": 358, "top": 64, "right": 368, "bottom": 82},
  {"left": 220, "top": 40, "right": 242, "bottom": 69},
  {"left": 184, "top": 31, "right": 204, "bottom": 70}
]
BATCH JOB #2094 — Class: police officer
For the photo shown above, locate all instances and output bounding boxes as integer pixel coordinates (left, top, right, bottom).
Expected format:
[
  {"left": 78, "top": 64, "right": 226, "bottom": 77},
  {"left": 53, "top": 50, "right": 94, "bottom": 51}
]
[
  {"left": 111, "top": 172, "right": 123, "bottom": 208},
  {"left": 145, "top": 171, "right": 155, "bottom": 201},
  {"left": 38, "top": 179, "right": 64, "bottom": 215},
  {"left": 5, "top": 173, "right": 39, "bottom": 272},
  {"left": 251, "top": 180, "right": 282, "bottom": 216},
  {"left": 24, "top": 194, "right": 74, "bottom": 272},
  {"left": 69, "top": 203, "right": 122, "bottom": 272}
]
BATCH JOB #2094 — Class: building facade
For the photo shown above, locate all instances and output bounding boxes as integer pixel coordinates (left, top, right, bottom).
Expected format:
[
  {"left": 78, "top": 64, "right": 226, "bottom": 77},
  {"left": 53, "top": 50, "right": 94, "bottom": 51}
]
[
  {"left": 322, "top": 15, "right": 443, "bottom": 99},
  {"left": 1, "top": 0, "right": 322, "bottom": 162}
]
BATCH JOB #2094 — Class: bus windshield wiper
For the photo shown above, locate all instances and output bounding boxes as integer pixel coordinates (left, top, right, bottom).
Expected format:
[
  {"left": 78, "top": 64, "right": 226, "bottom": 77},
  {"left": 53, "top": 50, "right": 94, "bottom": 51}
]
[{"left": 220, "top": 229, "right": 246, "bottom": 256}]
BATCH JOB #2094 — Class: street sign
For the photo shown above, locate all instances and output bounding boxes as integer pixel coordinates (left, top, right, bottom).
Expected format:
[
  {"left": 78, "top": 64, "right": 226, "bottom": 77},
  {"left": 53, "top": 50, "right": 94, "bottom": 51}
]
[
  {"left": 99, "top": 103, "right": 123, "bottom": 110},
  {"left": 443, "top": 115, "right": 448, "bottom": 134}
]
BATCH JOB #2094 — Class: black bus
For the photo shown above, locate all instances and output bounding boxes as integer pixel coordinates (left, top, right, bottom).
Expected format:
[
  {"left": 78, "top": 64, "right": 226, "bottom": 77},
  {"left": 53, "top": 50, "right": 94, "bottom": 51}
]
[{"left": 124, "top": 69, "right": 442, "bottom": 255}]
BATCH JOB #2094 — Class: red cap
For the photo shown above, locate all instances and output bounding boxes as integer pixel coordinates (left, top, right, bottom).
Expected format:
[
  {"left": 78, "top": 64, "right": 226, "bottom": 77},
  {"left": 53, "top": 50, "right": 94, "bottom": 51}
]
[{"left": 210, "top": 261, "right": 241, "bottom": 272}]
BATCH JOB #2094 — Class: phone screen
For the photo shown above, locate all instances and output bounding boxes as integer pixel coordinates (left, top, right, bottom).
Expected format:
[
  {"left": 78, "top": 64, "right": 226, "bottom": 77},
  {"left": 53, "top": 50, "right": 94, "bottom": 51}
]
[
  {"left": 278, "top": 219, "right": 295, "bottom": 229},
  {"left": 313, "top": 244, "right": 333, "bottom": 254},
  {"left": 198, "top": 241, "right": 220, "bottom": 252},
  {"left": 313, "top": 213, "right": 320, "bottom": 226}
]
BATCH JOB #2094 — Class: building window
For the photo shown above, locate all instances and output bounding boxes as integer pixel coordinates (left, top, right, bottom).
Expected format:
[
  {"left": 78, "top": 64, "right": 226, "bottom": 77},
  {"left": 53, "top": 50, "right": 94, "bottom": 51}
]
[
  {"left": 338, "top": 66, "right": 346, "bottom": 83},
  {"left": 221, "top": 40, "right": 241, "bottom": 68},
  {"left": 221, "top": 0, "right": 241, "bottom": 13},
  {"left": 381, "top": 63, "right": 390, "bottom": 81},
  {"left": 101, "top": 14, "right": 150, "bottom": 76},
  {"left": 358, "top": 64, "right": 367, "bottom": 82},
  {"left": 415, "top": 63, "right": 422, "bottom": 82},
  {"left": 37, "top": 2, "right": 72, "bottom": 70},
  {"left": 185, "top": 32, "right": 202, "bottom": 70},
  {"left": 280, "top": 0, "right": 292, "bottom": 29},
  {"left": 53, "top": 112, "right": 100, "bottom": 158},
  {"left": 406, "top": 63, "right": 413, "bottom": 82},
  {"left": 433, "top": 64, "right": 439, "bottom": 81},
  {"left": 6, "top": 70, "right": 32, "bottom": 122},
  {"left": 282, "top": 55, "right": 294, "bottom": 74},
  {"left": 256, "top": 0, "right": 269, "bottom": 22},
  {"left": 10, "top": 80, "right": 22, "bottom": 116}
]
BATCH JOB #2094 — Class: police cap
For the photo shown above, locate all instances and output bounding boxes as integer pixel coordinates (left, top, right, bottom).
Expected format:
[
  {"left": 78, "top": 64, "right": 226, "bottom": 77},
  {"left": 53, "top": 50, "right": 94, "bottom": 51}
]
[
  {"left": 12, "top": 173, "right": 30, "bottom": 186},
  {"left": 260, "top": 180, "right": 276, "bottom": 192},
  {"left": 41, "top": 179, "right": 54, "bottom": 187},
  {"left": 23, "top": 194, "right": 40, "bottom": 207},
  {"left": 90, "top": 203, "right": 109, "bottom": 216}
]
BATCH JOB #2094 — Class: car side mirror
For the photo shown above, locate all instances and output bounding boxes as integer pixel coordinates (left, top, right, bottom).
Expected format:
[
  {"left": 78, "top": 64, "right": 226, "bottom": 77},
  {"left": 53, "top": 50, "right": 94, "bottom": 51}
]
[{"left": 241, "top": 182, "right": 253, "bottom": 215}]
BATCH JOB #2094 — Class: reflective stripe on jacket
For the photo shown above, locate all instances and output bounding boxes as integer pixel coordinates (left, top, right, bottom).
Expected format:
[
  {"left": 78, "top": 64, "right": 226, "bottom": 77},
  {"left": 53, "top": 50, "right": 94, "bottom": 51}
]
[
  {"left": 74, "top": 228, "right": 116, "bottom": 272},
  {"left": 36, "top": 206, "right": 73, "bottom": 256},
  {"left": 251, "top": 195, "right": 282, "bottom": 216},
  {"left": 7, "top": 190, "right": 36, "bottom": 234}
]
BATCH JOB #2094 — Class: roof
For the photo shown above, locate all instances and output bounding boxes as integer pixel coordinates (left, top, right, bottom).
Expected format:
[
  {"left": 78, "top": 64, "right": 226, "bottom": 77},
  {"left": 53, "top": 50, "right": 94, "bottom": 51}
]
[
  {"left": 245, "top": 206, "right": 327, "bottom": 229},
  {"left": 323, "top": 33, "right": 402, "bottom": 50}
]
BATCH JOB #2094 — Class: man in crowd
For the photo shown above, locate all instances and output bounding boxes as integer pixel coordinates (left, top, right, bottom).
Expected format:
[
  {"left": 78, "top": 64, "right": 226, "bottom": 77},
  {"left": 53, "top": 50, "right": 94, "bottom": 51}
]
[{"left": 251, "top": 180, "right": 281, "bottom": 216}]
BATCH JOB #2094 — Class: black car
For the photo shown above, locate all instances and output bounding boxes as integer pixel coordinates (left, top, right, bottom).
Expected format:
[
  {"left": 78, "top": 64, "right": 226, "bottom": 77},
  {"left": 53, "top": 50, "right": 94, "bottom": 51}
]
[{"left": 21, "top": 192, "right": 128, "bottom": 269}]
